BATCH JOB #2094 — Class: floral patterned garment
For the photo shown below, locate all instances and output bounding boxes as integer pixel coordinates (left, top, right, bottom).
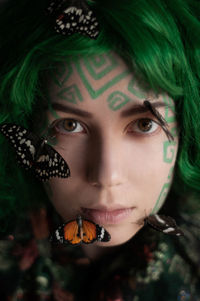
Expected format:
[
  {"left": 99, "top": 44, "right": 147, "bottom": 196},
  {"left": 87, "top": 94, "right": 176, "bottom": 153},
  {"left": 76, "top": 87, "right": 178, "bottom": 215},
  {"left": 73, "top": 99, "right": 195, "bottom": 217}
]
[{"left": 0, "top": 207, "right": 200, "bottom": 301}]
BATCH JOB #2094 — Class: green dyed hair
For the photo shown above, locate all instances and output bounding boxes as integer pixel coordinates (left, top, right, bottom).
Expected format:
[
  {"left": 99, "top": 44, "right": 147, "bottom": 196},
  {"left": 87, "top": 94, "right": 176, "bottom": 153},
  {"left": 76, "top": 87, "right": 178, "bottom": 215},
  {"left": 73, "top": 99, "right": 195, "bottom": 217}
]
[{"left": 0, "top": 0, "right": 200, "bottom": 233}]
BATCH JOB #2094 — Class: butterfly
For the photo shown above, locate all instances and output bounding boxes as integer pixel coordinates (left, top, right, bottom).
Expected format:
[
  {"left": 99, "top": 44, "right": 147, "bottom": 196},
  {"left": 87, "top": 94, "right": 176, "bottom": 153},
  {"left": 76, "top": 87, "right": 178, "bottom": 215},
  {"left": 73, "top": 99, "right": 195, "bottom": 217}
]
[
  {"left": 47, "top": 0, "right": 100, "bottom": 39},
  {"left": 144, "top": 214, "right": 184, "bottom": 236},
  {"left": 50, "top": 215, "right": 111, "bottom": 245},
  {"left": 0, "top": 123, "right": 70, "bottom": 182}
]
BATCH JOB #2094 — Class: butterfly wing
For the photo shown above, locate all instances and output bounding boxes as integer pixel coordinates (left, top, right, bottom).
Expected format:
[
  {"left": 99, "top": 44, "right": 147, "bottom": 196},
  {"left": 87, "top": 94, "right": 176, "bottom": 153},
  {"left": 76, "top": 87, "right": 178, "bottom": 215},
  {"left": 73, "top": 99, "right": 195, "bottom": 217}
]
[
  {"left": 48, "top": 0, "right": 100, "bottom": 39},
  {"left": 0, "top": 123, "right": 70, "bottom": 182},
  {"left": 63, "top": 220, "right": 82, "bottom": 245},
  {"left": 96, "top": 224, "right": 111, "bottom": 242},
  {"left": 0, "top": 123, "right": 39, "bottom": 169},
  {"left": 49, "top": 220, "right": 82, "bottom": 245},
  {"left": 34, "top": 144, "right": 70, "bottom": 181},
  {"left": 82, "top": 219, "right": 111, "bottom": 243},
  {"left": 82, "top": 220, "right": 97, "bottom": 244},
  {"left": 145, "top": 214, "right": 184, "bottom": 236}
]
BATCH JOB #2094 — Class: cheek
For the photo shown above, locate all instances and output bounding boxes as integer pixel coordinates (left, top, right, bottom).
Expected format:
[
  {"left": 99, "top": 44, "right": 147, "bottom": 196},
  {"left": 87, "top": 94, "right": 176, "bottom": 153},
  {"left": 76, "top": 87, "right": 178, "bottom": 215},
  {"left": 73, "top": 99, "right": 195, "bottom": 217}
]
[
  {"left": 150, "top": 139, "right": 179, "bottom": 214},
  {"left": 43, "top": 178, "right": 81, "bottom": 221},
  {"left": 123, "top": 137, "right": 178, "bottom": 213}
]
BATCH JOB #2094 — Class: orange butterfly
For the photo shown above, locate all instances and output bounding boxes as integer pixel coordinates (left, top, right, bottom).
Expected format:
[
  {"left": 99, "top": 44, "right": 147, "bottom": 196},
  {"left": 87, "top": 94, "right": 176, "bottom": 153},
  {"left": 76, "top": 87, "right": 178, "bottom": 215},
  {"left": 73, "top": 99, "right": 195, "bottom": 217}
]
[{"left": 50, "top": 215, "right": 111, "bottom": 245}]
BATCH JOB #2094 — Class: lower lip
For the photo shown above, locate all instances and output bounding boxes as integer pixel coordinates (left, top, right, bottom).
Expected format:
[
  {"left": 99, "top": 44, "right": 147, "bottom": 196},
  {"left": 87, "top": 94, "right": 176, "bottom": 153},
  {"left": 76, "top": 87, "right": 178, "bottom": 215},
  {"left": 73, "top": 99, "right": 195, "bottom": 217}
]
[{"left": 81, "top": 207, "right": 134, "bottom": 225}]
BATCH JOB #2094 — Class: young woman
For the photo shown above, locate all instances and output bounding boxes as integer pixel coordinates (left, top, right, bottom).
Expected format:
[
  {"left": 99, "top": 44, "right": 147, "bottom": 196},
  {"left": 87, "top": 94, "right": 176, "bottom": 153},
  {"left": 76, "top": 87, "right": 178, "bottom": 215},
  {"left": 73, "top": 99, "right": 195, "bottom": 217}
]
[{"left": 0, "top": 0, "right": 200, "bottom": 300}]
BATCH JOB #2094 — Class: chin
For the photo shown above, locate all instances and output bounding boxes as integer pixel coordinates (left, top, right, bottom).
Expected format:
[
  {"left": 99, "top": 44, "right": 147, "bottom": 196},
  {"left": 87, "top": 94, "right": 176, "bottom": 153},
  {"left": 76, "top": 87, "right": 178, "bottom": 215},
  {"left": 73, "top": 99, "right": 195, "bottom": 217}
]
[{"left": 96, "top": 224, "right": 143, "bottom": 247}]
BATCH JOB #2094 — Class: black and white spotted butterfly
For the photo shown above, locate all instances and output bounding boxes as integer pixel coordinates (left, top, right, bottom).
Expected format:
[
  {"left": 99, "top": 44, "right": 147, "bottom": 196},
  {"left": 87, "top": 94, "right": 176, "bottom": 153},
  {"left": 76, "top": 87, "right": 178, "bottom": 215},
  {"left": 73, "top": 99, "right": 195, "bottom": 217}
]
[
  {"left": 144, "top": 214, "right": 184, "bottom": 236},
  {"left": 47, "top": 0, "right": 100, "bottom": 39},
  {"left": 0, "top": 123, "right": 70, "bottom": 182}
]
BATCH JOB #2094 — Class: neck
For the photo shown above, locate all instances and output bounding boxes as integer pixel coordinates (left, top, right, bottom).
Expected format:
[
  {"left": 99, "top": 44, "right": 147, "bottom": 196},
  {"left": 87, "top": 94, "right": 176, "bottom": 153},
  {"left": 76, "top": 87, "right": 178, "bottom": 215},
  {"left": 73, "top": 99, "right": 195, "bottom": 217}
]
[{"left": 81, "top": 243, "right": 121, "bottom": 261}]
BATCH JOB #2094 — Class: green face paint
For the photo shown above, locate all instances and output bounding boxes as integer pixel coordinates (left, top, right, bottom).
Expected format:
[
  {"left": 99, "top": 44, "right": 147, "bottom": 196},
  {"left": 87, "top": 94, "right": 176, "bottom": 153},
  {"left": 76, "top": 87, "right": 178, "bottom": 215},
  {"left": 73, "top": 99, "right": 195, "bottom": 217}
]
[
  {"left": 57, "top": 84, "right": 84, "bottom": 104},
  {"left": 48, "top": 51, "right": 151, "bottom": 115},
  {"left": 51, "top": 62, "right": 73, "bottom": 88},
  {"left": 128, "top": 78, "right": 147, "bottom": 99},
  {"left": 74, "top": 53, "right": 130, "bottom": 99},
  {"left": 107, "top": 91, "right": 132, "bottom": 111},
  {"left": 151, "top": 95, "right": 178, "bottom": 214},
  {"left": 163, "top": 140, "right": 177, "bottom": 163}
]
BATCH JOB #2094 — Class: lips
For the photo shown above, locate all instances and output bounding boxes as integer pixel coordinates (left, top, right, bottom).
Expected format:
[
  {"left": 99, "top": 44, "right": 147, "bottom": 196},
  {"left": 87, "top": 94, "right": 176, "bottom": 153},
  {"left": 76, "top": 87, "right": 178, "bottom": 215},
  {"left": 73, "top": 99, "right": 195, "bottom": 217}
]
[{"left": 81, "top": 207, "right": 134, "bottom": 225}]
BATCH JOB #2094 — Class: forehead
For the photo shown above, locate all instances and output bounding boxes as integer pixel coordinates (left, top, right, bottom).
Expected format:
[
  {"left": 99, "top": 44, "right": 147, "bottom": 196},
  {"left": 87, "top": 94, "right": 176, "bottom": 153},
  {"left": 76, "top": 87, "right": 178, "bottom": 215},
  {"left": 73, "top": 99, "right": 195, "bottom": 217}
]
[{"left": 46, "top": 51, "right": 171, "bottom": 120}]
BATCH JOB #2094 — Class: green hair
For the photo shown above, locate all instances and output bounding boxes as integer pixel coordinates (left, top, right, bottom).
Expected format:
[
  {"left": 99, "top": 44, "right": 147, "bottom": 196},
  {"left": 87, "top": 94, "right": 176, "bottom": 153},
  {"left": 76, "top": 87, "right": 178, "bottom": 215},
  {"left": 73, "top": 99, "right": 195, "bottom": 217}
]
[{"left": 0, "top": 0, "right": 200, "bottom": 233}]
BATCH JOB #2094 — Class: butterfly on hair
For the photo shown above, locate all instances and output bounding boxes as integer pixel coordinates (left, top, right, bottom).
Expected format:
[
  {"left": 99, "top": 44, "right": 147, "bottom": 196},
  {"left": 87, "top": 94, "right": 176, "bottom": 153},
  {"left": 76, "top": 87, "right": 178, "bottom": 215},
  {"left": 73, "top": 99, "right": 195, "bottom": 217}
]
[
  {"left": 50, "top": 215, "right": 111, "bottom": 245},
  {"left": 47, "top": 0, "right": 100, "bottom": 39},
  {"left": 144, "top": 214, "right": 184, "bottom": 236},
  {"left": 0, "top": 123, "right": 70, "bottom": 182}
]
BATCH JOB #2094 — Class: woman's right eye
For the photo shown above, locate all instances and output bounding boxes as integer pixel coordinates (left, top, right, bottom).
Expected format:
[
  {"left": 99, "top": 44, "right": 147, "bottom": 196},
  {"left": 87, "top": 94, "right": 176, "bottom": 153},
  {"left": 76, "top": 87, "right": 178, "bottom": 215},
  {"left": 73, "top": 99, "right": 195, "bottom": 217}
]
[{"left": 49, "top": 118, "right": 85, "bottom": 135}]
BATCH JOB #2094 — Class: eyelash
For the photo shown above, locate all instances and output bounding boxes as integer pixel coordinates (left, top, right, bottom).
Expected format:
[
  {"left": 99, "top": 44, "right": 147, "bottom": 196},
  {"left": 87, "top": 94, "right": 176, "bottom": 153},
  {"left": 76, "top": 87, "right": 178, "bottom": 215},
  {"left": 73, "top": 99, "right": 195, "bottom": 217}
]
[{"left": 48, "top": 117, "right": 162, "bottom": 137}]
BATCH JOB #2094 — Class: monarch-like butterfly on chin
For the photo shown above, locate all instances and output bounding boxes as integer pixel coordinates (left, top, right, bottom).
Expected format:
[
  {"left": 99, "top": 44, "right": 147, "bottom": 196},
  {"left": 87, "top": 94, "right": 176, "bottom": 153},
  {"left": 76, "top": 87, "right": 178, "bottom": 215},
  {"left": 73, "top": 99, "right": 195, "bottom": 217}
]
[
  {"left": 50, "top": 215, "right": 111, "bottom": 245},
  {"left": 0, "top": 123, "right": 70, "bottom": 182}
]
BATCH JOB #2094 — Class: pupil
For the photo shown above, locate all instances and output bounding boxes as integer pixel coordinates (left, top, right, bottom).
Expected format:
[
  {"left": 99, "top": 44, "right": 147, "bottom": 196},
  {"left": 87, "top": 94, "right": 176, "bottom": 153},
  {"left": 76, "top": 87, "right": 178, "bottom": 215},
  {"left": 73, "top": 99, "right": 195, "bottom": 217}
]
[
  {"left": 63, "top": 119, "right": 76, "bottom": 131},
  {"left": 138, "top": 119, "right": 152, "bottom": 131}
]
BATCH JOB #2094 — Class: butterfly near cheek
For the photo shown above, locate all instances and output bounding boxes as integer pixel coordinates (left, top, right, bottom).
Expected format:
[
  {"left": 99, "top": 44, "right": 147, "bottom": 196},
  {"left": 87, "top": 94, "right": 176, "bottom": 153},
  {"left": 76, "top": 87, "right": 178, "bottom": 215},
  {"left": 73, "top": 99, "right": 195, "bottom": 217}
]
[
  {"left": 144, "top": 214, "right": 184, "bottom": 236},
  {"left": 0, "top": 123, "right": 70, "bottom": 182},
  {"left": 50, "top": 215, "right": 111, "bottom": 245}
]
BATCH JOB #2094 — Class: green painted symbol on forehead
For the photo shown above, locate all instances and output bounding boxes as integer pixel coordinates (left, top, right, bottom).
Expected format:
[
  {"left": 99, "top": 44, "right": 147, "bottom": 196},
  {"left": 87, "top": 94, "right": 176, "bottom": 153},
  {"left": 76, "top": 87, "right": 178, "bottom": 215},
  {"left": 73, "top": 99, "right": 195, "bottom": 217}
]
[
  {"left": 51, "top": 62, "right": 73, "bottom": 87},
  {"left": 46, "top": 94, "right": 61, "bottom": 120},
  {"left": 107, "top": 91, "right": 131, "bottom": 111},
  {"left": 128, "top": 78, "right": 147, "bottom": 99},
  {"left": 57, "top": 84, "right": 83, "bottom": 104},
  {"left": 85, "top": 53, "right": 118, "bottom": 79},
  {"left": 74, "top": 53, "right": 130, "bottom": 99}
]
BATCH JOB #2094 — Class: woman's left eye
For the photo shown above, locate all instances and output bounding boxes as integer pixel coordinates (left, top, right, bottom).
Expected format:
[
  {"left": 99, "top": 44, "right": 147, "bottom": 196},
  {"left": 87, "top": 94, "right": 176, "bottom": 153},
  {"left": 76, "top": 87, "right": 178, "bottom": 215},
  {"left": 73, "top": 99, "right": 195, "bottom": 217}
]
[{"left": 128, "top": 118, "right": 159, "bottom": 134}]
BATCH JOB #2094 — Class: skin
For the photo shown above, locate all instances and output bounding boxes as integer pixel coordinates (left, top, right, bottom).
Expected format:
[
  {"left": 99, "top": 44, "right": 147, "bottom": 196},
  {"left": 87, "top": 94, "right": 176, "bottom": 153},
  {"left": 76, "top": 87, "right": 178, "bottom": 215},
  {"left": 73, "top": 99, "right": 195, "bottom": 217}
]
[
  {"left": 43, "top": 51, "right": 179, "bottom": 258},
  {"left": 151, "top": 95, "right": 178, "bottom": 213}
]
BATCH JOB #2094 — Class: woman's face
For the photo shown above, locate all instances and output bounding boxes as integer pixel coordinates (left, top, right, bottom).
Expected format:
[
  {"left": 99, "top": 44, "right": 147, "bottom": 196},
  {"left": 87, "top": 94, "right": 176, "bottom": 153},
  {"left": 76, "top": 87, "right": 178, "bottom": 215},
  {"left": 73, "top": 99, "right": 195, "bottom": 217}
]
[{"left": 44, "top": 51, "right": 179, "bottom": 247}]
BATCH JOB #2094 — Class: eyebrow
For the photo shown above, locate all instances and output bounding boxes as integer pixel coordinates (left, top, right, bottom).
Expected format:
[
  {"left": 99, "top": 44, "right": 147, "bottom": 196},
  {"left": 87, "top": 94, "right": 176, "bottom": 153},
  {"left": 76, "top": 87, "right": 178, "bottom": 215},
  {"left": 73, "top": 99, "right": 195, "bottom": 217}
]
[{"left": 51, "top": 101, "right": 170, "bottom": 118}]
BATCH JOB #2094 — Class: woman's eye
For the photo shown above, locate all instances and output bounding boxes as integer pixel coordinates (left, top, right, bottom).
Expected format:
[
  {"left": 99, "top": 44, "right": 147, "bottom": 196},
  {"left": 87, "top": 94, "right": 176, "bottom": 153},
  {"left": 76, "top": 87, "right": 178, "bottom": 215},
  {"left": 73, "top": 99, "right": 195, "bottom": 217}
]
[
  {"left": 51, "top": 118, "right": 85, "bottom": 134},
  {"left": 129, "top": 118, "right": 159, "bottom": 134}
]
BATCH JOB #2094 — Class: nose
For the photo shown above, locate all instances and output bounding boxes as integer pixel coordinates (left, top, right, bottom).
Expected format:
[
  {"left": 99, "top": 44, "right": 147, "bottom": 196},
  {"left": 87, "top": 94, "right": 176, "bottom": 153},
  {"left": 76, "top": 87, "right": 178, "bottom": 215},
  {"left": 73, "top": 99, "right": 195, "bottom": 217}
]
[{"left": 86, "top": 134, "right": 124, "bottom": 188}]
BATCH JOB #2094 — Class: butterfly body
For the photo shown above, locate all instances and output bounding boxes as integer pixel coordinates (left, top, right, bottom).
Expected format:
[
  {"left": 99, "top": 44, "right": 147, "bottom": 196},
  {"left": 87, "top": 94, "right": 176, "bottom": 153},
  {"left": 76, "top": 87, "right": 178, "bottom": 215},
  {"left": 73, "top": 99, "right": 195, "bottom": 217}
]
[
  {"left": 144, "top": 214, "right": 184, "bottom": 236},
  {"left": 47, "top": 0, "right": 100, "bottom": 39},
  {"left": 0, "top": 123, "right": 70, "bottom": 181},
  {"left": 50, "top": 215, "right": 111, "bottom": 245}
]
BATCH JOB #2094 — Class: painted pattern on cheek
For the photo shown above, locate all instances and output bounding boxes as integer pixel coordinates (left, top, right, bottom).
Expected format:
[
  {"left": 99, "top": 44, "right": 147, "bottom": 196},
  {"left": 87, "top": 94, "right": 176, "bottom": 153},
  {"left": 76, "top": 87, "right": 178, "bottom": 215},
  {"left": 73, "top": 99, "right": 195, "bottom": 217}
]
[
  {"left": 163, "top": 140, "right": 177, "bottom": 163},
  {"left": 151, "top": 95, "right": 178, "bottom": 213}
]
